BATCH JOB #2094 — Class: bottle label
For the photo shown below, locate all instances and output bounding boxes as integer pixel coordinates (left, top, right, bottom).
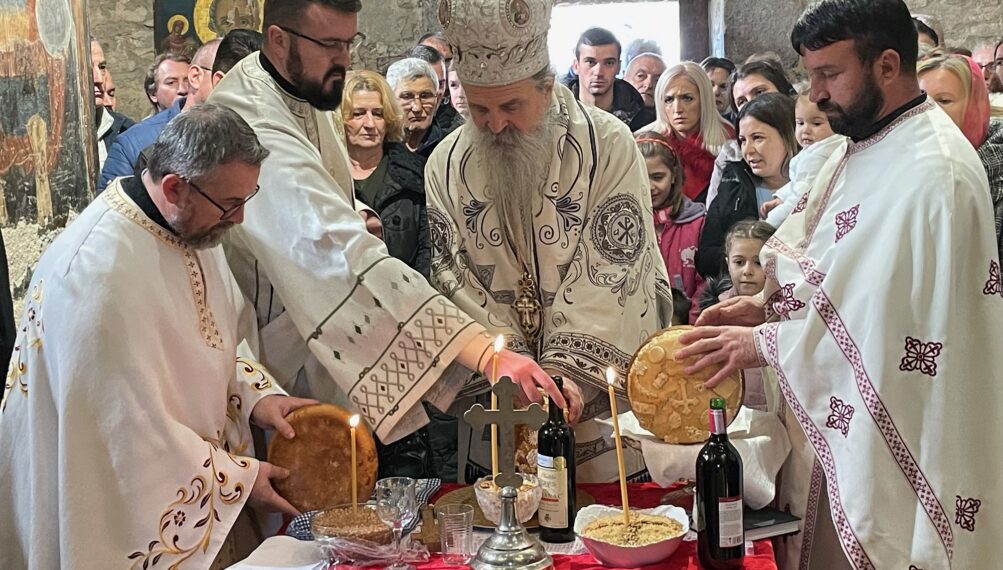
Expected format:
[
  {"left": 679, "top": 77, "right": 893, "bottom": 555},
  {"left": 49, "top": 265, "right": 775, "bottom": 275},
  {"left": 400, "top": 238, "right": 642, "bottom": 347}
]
[
  {"left": 537, "top": 454, "right": 568, "bottom": 528},
  {"left": 718, "top": 496, "right": 744, "bottom": 548},
  {"left": 709, "top": 409, "right": 727, "bottom": 434}
]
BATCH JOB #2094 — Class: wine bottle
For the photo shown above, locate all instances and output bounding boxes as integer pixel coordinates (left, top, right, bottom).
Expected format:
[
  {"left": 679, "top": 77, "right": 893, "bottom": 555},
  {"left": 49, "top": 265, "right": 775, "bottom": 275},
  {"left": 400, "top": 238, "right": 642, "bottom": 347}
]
[
  {"left": 696, "top": 397, "right": 745, "bottom": 568},
  {"left": 537, "top": 376, "right": 577, "bottom": 543}
]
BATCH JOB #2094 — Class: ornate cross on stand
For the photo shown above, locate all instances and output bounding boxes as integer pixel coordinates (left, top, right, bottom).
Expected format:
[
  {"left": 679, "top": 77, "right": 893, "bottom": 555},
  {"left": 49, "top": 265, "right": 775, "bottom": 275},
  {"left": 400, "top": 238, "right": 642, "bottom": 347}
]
[{"left": 463, "top": 376, "right": 552, "bottom": 570}]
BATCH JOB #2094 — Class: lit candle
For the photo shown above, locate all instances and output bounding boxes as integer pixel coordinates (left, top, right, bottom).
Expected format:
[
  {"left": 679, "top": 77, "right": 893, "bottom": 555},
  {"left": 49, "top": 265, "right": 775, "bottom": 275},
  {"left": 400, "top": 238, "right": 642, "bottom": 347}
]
[
  {"left": 491, "top": 335, "right": 504, "bottom": 484},
  {"left": 606, "top": 367, "right": 630, "bottom": 524},
  {"left": 349, "top": 414, "right": 360, "bottom": 513}
]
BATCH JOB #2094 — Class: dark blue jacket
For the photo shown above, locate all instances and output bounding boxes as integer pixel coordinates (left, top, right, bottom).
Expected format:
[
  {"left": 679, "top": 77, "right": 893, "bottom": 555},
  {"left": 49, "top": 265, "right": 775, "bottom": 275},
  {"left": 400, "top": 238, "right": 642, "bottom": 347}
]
[{"left": 98, "top": 98, "right": 185, "bottom": 191}]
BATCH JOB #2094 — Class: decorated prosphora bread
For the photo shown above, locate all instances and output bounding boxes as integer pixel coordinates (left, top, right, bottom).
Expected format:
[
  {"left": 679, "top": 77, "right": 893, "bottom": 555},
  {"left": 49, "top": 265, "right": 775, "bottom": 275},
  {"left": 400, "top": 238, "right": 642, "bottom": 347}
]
[
  {"left": 267, "top": 404, "right": 379, "bottom": 512},
  {"left": 627, "top": 326, "right": 743, "bottom": 444}
]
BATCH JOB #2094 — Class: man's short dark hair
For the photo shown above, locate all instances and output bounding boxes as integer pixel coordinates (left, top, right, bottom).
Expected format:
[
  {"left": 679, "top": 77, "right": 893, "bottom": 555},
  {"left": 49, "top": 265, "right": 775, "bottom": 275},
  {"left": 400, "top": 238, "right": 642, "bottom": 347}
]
[
  {"left": 213, "top": 29, "right": 263, "bottom": 75},
  {"left": 701, "top": 57, "right": 736, "bottom": 74},
  {"left": 406, "top": 44, "right": 443, "bottom": 65},
  {"left": 263, "top": 0, "right": 361, "bottom": 30},
  {"left": 417, "top": 31, "right": 447, "bottom": 45},
  {"left": 145, "top": 52, "right": 191, "bottom": 99},
  {"left": 791, "top": 0, "right": 918, "bottom": 73},
  {"left": 575, "top": 27, "right": 621, "bottom": 60},
  {"left": 912, "top": 17, "right": 939, "bottom": 47}
]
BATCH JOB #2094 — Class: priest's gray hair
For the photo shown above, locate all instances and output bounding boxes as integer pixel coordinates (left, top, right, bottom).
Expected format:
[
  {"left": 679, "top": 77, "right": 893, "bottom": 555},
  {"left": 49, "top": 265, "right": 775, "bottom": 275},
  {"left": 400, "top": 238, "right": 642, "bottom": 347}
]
[
  {"left": 147, "top": 103, "right": 270, "bottom": 183},
  {"left": 386, "top": 58, "right": 439, "bottom": 91}
]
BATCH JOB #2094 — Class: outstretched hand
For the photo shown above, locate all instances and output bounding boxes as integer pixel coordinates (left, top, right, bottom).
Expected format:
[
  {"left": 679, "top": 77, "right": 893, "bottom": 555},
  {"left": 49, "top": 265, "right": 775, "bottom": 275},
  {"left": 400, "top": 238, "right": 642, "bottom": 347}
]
[
  {"left": 250, "top": 395, "right": 319, "bottom": 439},
  {"left": 696, "top": 295, "right": 767, "bottom": 327},
  {"left": 249, "top": 461, "right": 299, "bottom": 517},
  {"left": 674, "top": 326, "right": 761, "bottom": 388},
  {"left": 488, "top": 350, "right": 583, "bottom": 423}
]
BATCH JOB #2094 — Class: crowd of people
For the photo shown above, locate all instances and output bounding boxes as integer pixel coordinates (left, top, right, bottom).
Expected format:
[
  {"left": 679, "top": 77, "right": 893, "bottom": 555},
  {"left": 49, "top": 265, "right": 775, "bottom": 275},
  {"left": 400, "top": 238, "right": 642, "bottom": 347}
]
[{"left": 4, "top": 0, "right": 1003, "bottom": 567}]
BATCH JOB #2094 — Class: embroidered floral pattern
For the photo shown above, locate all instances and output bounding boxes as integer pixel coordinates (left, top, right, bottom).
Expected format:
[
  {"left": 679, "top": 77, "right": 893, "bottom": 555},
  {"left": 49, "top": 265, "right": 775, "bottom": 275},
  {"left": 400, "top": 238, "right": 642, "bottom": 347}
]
[
  {"left": 825, "top": 396, "right": 855, "bottom": 437},
  {"left": 834, "top": 205, "right": 860, "bottom": 242},
  {"left": 793, "top": 192, "right": 809, "bottom": 214},
  {"left": 767, "top": 283, "right": 806, "bottom": 320},
  {"left": 983, "top": 260, "right": 1003, "bottom": 297},
  {"left": 2, "top": 280, "right": 45, "bottom": 411},
  {"left": 899, "top": 337, "right": 943, "bottom": 377},
  {"left": 237, "top": 358, "right": 274, "bottom": 392},
  {"left": 128, "top": 438, "right": 251, "bottom": 568},
  {"left": 955, "top": 496, "right": 981, "bottom": 532}
]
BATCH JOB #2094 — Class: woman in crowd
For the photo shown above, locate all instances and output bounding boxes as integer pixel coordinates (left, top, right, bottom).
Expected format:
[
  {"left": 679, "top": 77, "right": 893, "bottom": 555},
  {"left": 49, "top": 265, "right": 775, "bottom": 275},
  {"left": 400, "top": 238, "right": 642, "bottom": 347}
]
[
  {"left": 447, "top": 61, "right": 468, "bottom": 118},
  {"left": 731, "top": 59, "right": 796, "bottom": 111},
  {"left": 919, "top": 52, "right": 1003, "bottom": 259},
  {"left": 635, "top": 131, "right": 705, "bottom": 304},
  {"left": 647, "top": 61, "right": 735, "bottom": 204},
  {"left": 697, "top": 92, "right": 798, "bottom": 278},
  {"left": 386, "top": 58, "right": 444, "bottom": 158},
  {"left": 342, "top": 70, "right": 431, "bottom": 277}
]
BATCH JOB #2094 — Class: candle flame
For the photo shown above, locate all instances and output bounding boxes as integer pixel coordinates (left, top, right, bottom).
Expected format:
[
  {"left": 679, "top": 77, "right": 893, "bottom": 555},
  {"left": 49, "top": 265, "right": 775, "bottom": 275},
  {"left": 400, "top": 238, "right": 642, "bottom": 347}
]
[
  {"left": 606, "top": 366, "right": 616, "bottom": 386},
  {"left": 349, "top": 414, "right": 360, "bottom": 428},
  {"left": 493, "top": 335, "right": 505, "bottom": 353}
]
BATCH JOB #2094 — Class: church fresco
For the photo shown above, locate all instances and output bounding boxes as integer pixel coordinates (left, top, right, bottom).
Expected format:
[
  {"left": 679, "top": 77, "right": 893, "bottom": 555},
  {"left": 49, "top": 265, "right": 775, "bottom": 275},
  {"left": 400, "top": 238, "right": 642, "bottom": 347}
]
[
  {"left": 154, "top": 0, "right": 265, "bottom": 56},
  {"left": 0, "top": 0, "right": 97, "bottom": 226}
]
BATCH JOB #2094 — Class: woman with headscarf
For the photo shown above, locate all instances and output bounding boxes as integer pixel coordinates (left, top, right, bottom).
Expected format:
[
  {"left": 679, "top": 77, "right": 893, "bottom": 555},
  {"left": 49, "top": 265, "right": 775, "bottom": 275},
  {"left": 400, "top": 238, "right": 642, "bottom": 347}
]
[{"left": 919, "top": 52, "right": 1003, "bottom": 259}]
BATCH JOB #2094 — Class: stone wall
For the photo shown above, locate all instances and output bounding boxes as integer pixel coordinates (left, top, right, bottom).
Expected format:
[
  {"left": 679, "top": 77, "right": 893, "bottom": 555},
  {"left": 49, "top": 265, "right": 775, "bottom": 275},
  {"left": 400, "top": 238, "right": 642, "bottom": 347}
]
[{"left": 89, "top": 1, "right": 156, "bottom": 122}]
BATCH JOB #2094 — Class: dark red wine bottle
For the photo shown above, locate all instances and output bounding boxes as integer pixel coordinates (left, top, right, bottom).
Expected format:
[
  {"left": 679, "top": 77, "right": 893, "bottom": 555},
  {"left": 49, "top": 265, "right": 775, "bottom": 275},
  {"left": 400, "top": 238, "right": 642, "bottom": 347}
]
[
  {"left": 537, "top": 376, "right": 577, "bottom": 543},
  {"left": 697, "top": 397, "right": 745, "bottom": 568}
]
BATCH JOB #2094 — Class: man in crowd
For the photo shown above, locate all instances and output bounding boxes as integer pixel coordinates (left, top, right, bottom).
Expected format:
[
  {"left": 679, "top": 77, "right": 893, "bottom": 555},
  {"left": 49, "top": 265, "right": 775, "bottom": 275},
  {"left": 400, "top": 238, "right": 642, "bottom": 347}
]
[
  {"left": 143, "top": 52, "right": 190, "bottom": 115},
  {"left": 702, "top": 56, "right": 737, "bottom": 123},
  {"left": 100, "top": 40, "right": 220, "bottom": 190},
  {"left": 562, "top": 27, "right": 653, "bottom": 131},
  {"left": 624, "top": 52, "right": 665, "bottom": 116},
  {"left": 406, "top": 44, "right": 464, "bottom": 132},
  {"left": 91, "top": 37, "right": 135, "bottom": 170},
  {"left": 418, "top": 31, "right": 453, "bottom": 65},
  {"left": 388, "top": 57, "right": 451, "bottom": 157},
  {"left": 679, "top": 0, "right": 1002, "bottom": 567},
  {"left": 427, "top": 0, "right": 671, "bottom": 482},
  {"left": 0, "top": 104, "right": 316, "bottom": 568},
  {"left": 211, "top": 29, "right": 264, "bottom": 87},
  {"left": 208, "top": 0, "right": 579, "bottom": 452}
]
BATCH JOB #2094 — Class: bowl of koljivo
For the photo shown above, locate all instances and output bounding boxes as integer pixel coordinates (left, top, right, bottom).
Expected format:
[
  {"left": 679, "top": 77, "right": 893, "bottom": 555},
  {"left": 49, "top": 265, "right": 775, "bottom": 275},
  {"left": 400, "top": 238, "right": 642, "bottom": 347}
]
[{"left": 575, "top": 504, "right": 689, "bottom": 567}]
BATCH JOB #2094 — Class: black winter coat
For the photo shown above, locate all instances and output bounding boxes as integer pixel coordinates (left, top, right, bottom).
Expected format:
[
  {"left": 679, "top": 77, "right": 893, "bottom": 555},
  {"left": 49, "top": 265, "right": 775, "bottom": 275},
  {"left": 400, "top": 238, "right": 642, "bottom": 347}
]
[
  {"left": 696, "top": 161, "right": 760, "bottom": 278},
  {"left": 357, "top": 142, "right": 432, "bottom": 277}
]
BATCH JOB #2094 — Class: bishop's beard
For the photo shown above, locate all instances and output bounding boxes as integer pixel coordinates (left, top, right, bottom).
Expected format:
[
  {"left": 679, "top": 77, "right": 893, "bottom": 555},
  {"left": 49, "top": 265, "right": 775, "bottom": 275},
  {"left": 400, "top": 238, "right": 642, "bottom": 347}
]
[{"left": 471, "top": 110, "right": 558, "bottom": 261}]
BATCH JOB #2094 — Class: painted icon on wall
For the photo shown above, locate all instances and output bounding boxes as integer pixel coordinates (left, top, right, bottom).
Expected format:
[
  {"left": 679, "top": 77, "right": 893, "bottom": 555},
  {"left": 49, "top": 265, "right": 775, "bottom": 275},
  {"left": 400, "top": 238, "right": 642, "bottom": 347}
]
[{"left": 154, "top": 0, "right": 265, "bottom": 55}]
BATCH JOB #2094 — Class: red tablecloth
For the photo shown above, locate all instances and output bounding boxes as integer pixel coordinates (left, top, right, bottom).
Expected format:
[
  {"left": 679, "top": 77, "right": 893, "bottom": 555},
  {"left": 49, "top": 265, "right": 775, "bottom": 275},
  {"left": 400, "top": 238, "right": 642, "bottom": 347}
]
[{"left": 423, "top": 482, "right": 777, "bottom": 570}]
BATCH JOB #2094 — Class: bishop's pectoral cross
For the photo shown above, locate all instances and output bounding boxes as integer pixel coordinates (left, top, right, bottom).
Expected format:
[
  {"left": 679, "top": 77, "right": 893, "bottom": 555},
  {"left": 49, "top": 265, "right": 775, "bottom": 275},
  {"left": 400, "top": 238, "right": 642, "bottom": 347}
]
[
  {"left": 464, "top": 376, "right": 547, "bottom": 489},
  {"left": 512, "top": 272, "right": 543, "bottom": 344}
]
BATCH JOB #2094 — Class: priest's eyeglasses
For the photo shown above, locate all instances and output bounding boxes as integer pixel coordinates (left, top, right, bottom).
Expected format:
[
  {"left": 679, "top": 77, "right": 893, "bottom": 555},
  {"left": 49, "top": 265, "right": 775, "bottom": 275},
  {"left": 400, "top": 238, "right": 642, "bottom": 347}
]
[
  {"left": 183, "top": 177, "right": 260, "bottom": 221},
  {"left": 277, "top": 25, "right": 365, "bottom": 54}
]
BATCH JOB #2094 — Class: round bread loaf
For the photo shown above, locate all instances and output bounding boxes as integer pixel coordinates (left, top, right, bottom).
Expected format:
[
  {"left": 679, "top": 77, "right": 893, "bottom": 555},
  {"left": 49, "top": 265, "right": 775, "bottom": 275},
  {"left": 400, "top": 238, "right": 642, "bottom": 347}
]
[
  {"left": 267, "top": 404, "right": 378, "bottom": 512},
  {"left": 627, "top": 326, "right": 743, "bottom": 444}
]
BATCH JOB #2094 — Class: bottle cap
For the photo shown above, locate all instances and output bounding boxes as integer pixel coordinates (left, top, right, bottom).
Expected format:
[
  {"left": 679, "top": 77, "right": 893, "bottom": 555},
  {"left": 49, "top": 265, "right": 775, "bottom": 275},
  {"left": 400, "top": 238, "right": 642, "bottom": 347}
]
[
  {"left": 710, "top": 397, "right": 727, "bottom": 410},
  {"left": 551, "top": 375, "right": 564, "bottom": 390}
]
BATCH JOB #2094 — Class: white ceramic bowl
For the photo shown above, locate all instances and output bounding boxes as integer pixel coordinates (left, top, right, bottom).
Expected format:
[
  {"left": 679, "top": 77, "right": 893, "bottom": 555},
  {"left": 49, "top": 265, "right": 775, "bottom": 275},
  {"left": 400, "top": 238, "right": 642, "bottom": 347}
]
[
  {"left": 473, "top": 474, "right": 543, "bottom": 525},
  {"left": 574, "top": 504, "right": 689, "bottom": 567}
]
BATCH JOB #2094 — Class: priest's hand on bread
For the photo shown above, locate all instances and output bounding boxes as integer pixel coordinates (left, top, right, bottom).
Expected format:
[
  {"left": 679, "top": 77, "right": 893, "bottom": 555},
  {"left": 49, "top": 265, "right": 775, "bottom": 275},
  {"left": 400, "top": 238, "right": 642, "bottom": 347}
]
[
  {"left": 249, "top": 461, "right": 300, "bottom": 517},
  {"left": 250, "top": 395, "right": 320, "bottom": 439},
  {"left": 695, "top": 296, "right": 767, "bottom": 327},
  {"left": 674, "top": 326, "right": 762, "bottom": 388}
]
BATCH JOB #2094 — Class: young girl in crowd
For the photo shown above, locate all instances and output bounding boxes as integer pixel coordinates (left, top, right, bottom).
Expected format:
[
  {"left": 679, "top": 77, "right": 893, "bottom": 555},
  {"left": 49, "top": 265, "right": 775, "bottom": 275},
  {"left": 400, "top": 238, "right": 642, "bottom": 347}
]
[
  {"left": 635, "top": 131, "right": 705, "bottom": 305},
  {"left": 760, "top": 82, "right": 846, "bottom": 228},
  {"left": 698, "top": 220, "right": 775, "bottom": 410},
  {"left": 697, "top": 92, "right": 798, "bottom": 278}
]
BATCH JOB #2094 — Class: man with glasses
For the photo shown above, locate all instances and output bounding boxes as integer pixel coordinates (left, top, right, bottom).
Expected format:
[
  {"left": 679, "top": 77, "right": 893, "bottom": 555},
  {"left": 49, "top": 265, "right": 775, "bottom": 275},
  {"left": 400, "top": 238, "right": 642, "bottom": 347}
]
[
  {"left": 387, "top": 57, "right": 451, "bottom": 157},
  {"left": 0, "top": 104, "right": 318, "bottom": 568},
  {"left": 99, "top": 40, "right": 220, "bottom": 191},
  {"left": 972, "top": 41, "right": 1003, "bottom": 96},
  {"left": 209, "top": 0, "right": 576, "bottom": 464},
  {"left": 406, "top": 44, "right": 465, "bottom": 134}
]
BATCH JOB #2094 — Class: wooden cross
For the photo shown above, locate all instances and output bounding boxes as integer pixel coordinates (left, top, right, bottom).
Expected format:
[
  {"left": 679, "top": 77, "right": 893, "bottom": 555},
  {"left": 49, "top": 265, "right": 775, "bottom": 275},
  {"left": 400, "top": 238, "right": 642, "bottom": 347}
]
[{"left": 464, "top": 376, "right": 547, "bottom": 489}]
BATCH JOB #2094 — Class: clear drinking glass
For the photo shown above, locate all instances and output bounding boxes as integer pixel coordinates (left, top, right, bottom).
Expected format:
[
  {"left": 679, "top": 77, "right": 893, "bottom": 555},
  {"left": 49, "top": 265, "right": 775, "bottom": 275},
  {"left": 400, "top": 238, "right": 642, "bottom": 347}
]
[
  {"left": 437, "top": 504, "right": 474, "bottom": 565},
  {"left": 375, "top": 477, "right": 418, "bottom": 570}
]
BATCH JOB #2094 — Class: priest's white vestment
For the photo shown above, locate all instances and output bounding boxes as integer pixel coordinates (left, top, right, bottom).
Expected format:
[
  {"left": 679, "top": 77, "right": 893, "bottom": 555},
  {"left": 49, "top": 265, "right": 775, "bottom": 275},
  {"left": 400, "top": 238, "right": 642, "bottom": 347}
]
[
  {"left": 755, "top": 99, "right": 1003, "bottom": 569},
  {"left": 425, "top": 84, "right": 673, "bottom": 482},
  {"left": 208, "top": 54, "right": 486, "bottom": 442},
  {"left": 0, "top": 180, "right": 286, "bottom": 568}
]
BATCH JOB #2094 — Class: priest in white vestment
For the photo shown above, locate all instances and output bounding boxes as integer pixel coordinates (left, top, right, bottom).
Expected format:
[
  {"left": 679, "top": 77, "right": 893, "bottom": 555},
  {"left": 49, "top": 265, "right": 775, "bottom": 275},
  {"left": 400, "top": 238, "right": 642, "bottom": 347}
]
[
  {"left": 208, "top": 0, "right": 580, "bottom": 450},
  {"left": 426, "top": 0, "right": 672, "bottom": 483},
  {"left": 679, "top": 1, "right": 1003, "bottom": 567},
  {"left": 0, "top": 105, "right": 317, "bottom": 569}
]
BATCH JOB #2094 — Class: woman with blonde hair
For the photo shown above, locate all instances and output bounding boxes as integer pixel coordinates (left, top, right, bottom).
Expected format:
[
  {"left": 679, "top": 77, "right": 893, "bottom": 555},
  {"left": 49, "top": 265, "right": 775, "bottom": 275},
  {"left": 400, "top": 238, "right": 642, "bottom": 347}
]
[
  {"left": 648, "top": 61, "right": 735, "bottom": 204},
  {"left": 341, "top": 69, "right": 431, "bottom": 278},
  {"left": 919, "top": 51, "right": 1003, "bottom": 258}
]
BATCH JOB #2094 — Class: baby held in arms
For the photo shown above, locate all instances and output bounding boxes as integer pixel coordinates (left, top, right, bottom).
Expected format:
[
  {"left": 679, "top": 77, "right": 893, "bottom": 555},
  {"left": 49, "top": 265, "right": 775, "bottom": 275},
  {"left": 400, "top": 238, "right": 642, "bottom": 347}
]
[
  {"left": 760, "top": 83, "right": 845, "bottom": 228},
  {"left": 698, "top": 220, "right": 775, "bottom": 410}
]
